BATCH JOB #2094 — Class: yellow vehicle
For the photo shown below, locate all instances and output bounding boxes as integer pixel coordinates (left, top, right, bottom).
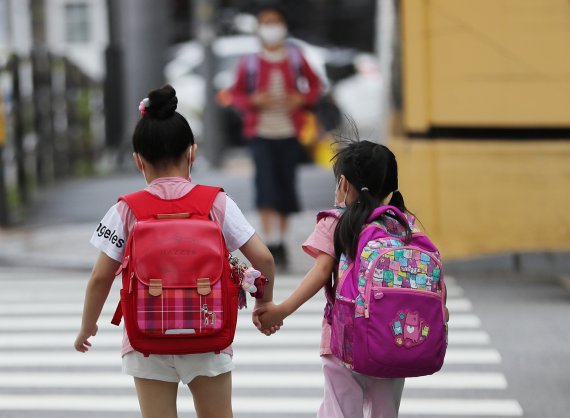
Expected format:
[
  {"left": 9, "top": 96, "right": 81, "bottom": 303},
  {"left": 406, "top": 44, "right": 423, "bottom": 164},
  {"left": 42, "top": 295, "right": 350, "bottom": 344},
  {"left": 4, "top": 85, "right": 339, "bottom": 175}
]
[{"left": 394, "top": 0, "right": 570, "bottom": 260}]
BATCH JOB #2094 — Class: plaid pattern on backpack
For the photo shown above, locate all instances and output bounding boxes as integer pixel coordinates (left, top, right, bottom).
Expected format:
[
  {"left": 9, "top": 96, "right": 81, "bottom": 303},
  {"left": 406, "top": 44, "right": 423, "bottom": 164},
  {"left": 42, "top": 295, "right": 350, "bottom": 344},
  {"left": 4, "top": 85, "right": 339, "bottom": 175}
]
[
  {"left": 111, "top": 185, "right": 239, "bottom": 356},
  {"left": 324, "top": 205, "right": 447, "bottom": 378}
]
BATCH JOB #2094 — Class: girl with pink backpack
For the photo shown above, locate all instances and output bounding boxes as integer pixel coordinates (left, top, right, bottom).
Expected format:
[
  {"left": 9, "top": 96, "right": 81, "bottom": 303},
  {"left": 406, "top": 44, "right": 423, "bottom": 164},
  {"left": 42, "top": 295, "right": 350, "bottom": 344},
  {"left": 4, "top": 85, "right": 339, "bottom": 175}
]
[{"left": 256, "top": 139, "right": 449, "bottom": 418}]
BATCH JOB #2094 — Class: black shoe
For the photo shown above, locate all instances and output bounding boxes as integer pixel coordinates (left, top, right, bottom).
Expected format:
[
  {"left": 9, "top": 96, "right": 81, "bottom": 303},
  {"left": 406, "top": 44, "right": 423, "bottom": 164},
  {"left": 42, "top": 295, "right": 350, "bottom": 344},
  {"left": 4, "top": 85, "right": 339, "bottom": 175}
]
[
  {"left": 277, "top": 243, "right": 288, "bottom": 267},
  {"left": 268, "top": 243, "right": 288, "bottom": 269}
]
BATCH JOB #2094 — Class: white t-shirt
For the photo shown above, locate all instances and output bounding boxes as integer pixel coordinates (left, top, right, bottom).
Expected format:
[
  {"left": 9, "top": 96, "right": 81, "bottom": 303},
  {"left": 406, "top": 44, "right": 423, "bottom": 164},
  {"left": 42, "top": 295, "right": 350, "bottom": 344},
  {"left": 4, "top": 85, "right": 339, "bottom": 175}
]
[{"left": 90, "top": 178, "right": 255, "bottom": 262}]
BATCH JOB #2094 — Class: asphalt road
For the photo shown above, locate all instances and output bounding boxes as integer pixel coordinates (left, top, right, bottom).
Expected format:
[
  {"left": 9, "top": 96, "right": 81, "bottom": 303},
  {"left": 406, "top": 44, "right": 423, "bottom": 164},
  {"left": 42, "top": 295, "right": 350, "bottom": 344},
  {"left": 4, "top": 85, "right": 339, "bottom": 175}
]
[
  {"left": 4, "top": 267, "right": 563, "bottom": 417},
  {"left": 2, "top": 161, "right": 569, "bottom": 416},
  {"left": 24, "top": 160, "right": 335, "bottom": 227}
]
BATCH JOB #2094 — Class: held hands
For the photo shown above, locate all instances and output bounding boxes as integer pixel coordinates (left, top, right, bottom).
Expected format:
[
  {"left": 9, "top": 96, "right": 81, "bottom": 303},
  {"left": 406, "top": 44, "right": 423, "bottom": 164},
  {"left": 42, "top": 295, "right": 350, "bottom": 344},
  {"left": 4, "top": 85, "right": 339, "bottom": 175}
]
[
  {"left": 253, "top": 303, "right": 288, "bottom": 336},
  {"left": 252, "top": 301, "right": 283, "bottom": 336},
  {"left": 74, "top": 324, "right": 98, "bottom": 353}
]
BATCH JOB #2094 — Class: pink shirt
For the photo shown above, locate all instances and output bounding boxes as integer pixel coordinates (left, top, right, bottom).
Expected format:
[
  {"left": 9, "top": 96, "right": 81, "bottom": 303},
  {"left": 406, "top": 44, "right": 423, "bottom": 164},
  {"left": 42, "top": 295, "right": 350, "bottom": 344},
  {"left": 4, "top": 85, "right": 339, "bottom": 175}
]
[{"left": 302, "top": 213, "right": 339, "bottom": 356}]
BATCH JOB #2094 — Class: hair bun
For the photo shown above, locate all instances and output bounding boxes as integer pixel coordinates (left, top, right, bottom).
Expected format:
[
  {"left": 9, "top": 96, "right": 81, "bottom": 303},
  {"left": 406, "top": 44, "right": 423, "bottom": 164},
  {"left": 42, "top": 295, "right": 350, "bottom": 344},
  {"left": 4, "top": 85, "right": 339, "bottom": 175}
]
[{"left": 146, "top": 84, "right": 177, "bottom": 119}]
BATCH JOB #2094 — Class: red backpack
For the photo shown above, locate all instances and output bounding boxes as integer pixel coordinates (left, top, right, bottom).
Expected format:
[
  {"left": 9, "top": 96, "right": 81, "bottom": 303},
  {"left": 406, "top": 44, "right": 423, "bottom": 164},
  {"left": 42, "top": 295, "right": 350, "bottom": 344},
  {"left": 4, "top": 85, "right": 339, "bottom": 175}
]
[{"left": 111, "top": 185, "right": 239, "bottom": 357}]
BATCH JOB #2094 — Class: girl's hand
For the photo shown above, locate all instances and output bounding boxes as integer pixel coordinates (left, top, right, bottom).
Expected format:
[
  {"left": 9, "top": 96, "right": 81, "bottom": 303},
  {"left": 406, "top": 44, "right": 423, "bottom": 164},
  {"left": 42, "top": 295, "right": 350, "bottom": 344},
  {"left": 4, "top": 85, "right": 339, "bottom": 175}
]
[
  {"left": 251, "top": 92, "right": 278, "bottom": 110},
  {"left": 254, "top": 303, "right": 288, "bottom": 332},
  {"left": 252, "top": 302, "right": 283, "bottom": 336},
  {"left": 74, "top": 324, "right": 98, "bottom": 353},
  {"left": 286, "top": 93, "right": 305, "bottom": 111}
]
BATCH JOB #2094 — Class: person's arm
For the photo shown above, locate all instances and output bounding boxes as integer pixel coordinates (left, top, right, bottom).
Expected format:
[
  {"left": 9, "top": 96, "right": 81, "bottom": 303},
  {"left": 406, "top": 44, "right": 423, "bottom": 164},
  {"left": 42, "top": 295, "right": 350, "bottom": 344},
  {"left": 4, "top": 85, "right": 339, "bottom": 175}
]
[
  {"left": 239, "top": 233, "right": 282, "bottom": 335},
  {"left": 239, "top": 233, "right": 275, "bottom": 306},
  {"left": 230, "top": 57, "right": 257, "bottom": 112},
  {"left": 74, "top": 252, "right": 120, "bottom": 352},
  {"left": 255, "top": 252, "right": 335, "bottom": 330}
]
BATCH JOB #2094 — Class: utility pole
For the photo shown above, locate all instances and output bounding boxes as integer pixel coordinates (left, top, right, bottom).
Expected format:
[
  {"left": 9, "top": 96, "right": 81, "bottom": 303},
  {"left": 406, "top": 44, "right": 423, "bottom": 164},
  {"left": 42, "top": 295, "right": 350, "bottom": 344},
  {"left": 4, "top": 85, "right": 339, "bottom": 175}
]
[
  {"left": 0, "top": 91, "right": 7, "bottom": 226},
  {"left": 195, "top": 0, "right": 222, "bottom": 167},
  {"left": 376, "top": 0, "right": 397, "bottom": 144},
  {"left": 114, "top": 0, "right": 169, "bottom": 168},
  {"left": 30, "top": 0, "right": 54, "bottom": 183},
  {"left": 104, "top": 0, "right": 123, "bottom": 149}
]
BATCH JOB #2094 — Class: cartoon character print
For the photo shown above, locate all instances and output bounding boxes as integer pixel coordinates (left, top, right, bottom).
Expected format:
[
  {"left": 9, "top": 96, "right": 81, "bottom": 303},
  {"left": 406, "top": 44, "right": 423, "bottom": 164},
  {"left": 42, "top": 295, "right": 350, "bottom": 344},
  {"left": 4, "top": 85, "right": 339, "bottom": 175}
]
[
  {"left": 370, "top": 248, "right": 441, "bottom": 293},
  {"left": 390, "top": 311, "right": 429, "bottom": 348},
  {"left": 354, "top": 237, "right": 442, "bottom": 321},
  {"left": 403, "top": 311, "right": 420, "bottom": 342}
]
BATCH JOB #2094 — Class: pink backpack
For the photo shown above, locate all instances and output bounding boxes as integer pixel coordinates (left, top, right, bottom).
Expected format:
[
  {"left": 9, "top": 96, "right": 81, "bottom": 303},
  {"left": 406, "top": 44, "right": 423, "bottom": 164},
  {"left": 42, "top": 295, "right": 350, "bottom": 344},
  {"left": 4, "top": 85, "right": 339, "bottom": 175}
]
[{"left": 325, "top": 205, "right": 447, "bottom": 378}]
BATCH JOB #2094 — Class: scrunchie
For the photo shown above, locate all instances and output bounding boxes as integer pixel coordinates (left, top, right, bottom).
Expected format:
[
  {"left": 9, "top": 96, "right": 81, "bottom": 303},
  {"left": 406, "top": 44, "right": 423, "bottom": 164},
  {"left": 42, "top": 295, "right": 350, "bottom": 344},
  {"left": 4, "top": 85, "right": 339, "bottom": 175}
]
[{"left": 138, "top": 98, "right": 150, "bottom": 116}]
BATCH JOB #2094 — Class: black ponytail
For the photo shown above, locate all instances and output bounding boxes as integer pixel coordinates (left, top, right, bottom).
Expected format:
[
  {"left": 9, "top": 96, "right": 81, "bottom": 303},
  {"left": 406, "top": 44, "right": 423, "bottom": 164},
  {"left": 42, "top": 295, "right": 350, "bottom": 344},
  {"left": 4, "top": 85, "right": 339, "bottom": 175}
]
[{"left": 333, "top": 139, "right": 412, "bottom": 261}]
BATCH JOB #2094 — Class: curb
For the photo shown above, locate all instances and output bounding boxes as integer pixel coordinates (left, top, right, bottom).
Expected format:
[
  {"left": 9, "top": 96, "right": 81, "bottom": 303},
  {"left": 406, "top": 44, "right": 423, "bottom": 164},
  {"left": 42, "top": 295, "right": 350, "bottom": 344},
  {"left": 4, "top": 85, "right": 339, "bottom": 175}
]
[{"left": 0, "top": 253, "right": 94, "bottom": 272}]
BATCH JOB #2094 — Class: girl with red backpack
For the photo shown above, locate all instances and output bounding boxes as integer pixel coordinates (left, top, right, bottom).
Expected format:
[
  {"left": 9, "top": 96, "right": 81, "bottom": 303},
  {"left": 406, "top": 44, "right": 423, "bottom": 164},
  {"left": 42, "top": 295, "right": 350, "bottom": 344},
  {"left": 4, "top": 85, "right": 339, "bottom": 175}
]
[
  {"left": 255, "top": 139, "right": 449, "bottom": 418},
  {"left": 74, "top": 85, "right": 279, "bottom": 418}
]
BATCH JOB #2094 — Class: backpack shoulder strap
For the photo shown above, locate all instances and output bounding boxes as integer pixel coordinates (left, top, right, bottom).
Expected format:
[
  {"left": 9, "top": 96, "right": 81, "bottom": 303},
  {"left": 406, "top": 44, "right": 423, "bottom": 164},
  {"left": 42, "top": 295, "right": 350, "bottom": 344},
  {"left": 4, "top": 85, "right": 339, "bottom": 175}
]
[
  {"left": 118, "top": 190, "right": 157, "bottom": 220},
  {"left": 118, "top": 185, "right": 223, "bottom": 220},
  {"left": 245, "top": 53, "right": 259, "bottom": 93},
  {"left": 287, "top": 43, "right": 303, "bottom": 76},
  {"left": 182, "top": 185, "right": 223, "bottom": 217}
]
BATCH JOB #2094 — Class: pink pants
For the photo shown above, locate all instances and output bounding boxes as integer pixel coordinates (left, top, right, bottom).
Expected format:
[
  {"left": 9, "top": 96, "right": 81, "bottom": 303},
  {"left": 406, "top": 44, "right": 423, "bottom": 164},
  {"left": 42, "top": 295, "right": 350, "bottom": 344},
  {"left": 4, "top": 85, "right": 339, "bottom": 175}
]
[{"left": 317, "top": 355, "right": 405, "bottom": 418}]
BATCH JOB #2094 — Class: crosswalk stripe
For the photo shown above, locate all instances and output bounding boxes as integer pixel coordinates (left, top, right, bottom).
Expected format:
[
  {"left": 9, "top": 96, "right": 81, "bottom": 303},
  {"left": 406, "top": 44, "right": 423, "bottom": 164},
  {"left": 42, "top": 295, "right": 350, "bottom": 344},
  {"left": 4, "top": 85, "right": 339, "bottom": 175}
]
[
  {"left": 0, "top": 371, "right": 507, "bottom": 390},
  {"left": 0, "top": 270, "right": 522, "bottom": 417},
  {"left": 0, "top": 395, "right": 523, "bottom": 415},
  {"left": 0, "top": 298, "right": 476, "bottom": 314},
  {"left": 400, "top": 398, "right": 524, "bottom": 416},
  {"left": 0, "top": 313, "right": 480, "bottom": 331},
  {"left": 0, "top": 329, "right": 489, "bottom": 348},
  {"left": 0, "top": 274, "right": 460, "bottom": 286},
  {"left": 0, "top": 275, "right": 309, "bottom": 287},
  {"left": 0, "top": 348, "right": 501, "bottom": 367}
]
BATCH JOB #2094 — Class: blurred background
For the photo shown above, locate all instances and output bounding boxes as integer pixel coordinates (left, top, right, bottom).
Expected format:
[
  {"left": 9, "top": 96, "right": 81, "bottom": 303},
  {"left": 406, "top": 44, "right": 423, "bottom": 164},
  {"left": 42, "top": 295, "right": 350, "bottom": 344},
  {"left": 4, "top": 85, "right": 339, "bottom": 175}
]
[
  {"left": 0, "top": 0, "right": 569, "bottom": 417},
  {"left": 0, "top": 0, "right": 568, "bottom": 265}
]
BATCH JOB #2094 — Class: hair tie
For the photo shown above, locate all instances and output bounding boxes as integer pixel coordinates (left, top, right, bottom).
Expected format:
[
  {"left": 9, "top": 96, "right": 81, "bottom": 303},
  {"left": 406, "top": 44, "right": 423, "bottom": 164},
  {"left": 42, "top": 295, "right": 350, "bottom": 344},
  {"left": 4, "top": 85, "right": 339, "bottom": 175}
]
[
  {"left": 360, "top": 187, "right": 369, "bottom": 192},
  {"left": 138, "top": 98, "right": 150, "bottom": 116}
]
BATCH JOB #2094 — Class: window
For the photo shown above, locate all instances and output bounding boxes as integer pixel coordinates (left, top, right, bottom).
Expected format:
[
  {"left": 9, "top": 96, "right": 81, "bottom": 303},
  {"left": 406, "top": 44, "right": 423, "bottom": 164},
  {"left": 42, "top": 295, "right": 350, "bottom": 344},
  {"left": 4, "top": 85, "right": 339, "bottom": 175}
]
[{"left": 65, "top": 3, "right": 90, "bottom": 43}]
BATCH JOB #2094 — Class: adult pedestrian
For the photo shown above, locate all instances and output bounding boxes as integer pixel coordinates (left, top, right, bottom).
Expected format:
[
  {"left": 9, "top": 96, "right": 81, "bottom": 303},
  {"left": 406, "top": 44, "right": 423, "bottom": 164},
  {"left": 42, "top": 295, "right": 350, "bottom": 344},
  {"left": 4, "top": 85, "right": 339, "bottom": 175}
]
[{"left": 231, "top": 4, "right": 321, "bottom": 268}]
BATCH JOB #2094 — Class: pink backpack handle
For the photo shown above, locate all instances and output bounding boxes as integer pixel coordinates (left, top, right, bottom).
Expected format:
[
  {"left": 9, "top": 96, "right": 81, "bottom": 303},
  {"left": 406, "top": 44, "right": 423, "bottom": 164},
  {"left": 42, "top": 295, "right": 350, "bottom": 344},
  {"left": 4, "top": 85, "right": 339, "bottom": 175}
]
[{"left": 367, "top": 205, "right": 407, "bottom": 224}]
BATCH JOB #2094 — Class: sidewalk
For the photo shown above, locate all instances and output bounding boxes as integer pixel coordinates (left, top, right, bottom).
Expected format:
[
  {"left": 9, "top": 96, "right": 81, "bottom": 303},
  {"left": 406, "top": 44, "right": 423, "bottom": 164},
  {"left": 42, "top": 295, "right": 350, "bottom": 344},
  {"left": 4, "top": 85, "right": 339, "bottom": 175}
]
[
  {"left": 0, "top": 210, "right": 319, "bottom": 274},
  {"left": 0, "top": 153, "right": 331, "bottom": 274}
]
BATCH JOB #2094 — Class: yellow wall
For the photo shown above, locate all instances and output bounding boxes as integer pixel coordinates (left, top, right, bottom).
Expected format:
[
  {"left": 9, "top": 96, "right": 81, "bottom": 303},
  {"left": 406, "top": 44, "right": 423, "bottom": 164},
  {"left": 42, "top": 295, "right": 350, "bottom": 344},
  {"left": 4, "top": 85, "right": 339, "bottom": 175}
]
[
  {"left": 401, "top": 0, "right": 570, "bottom": 131},
  {"left": 390, "top": 137, "right": 570, "bottom": 260}
]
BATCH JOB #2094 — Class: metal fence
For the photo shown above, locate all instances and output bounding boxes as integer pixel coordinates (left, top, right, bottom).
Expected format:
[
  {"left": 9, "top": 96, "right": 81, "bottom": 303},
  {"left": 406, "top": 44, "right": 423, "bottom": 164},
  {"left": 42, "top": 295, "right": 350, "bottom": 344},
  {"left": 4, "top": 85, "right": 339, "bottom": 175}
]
[{"left": 0, "top": 52, "right": 104, "bottom": 226}]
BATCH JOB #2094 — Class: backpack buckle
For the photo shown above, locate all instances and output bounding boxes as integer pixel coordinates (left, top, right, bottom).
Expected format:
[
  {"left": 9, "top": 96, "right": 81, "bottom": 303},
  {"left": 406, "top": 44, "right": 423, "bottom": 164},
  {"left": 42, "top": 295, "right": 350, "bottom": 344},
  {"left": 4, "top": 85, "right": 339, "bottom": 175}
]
[
  {"left": 197, "top": 278, "right": 211, "bottom": 296},
  {"left": 149, "top": 279, "right": 163, "bottom": 297}
]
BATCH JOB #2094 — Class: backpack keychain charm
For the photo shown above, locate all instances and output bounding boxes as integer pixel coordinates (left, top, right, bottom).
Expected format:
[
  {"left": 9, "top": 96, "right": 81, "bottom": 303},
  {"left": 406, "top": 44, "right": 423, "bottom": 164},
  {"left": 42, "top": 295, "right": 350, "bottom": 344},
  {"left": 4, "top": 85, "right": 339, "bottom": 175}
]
[{"left": 229, "top": 255, "right": 268, "bottom": 309}]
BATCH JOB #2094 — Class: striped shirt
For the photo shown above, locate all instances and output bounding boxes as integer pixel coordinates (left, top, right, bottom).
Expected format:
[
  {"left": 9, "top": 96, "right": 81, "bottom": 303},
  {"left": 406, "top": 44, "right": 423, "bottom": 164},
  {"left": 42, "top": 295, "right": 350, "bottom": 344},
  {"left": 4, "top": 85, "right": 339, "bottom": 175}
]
[{"left": 257, "top": 50, "right": 295, "bottom": 139}]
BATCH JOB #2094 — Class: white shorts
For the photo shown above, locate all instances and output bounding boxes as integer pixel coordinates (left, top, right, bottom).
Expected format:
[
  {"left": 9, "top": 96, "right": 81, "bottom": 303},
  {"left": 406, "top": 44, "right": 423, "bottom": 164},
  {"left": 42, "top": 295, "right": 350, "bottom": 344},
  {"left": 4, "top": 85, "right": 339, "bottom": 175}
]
[{"left": 122, "top": 351, "right": 234, "bottom": 385}]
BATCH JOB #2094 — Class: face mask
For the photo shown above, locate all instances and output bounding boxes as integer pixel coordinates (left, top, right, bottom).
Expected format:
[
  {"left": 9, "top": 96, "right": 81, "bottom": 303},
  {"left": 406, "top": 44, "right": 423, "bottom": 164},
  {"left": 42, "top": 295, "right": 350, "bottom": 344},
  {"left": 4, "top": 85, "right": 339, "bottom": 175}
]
[
  {"left": 258, "top": 24, "right": 287, "bottom": 46},
  {"left": 334, "top": 178, "right": 348, "bottom": 208},
  {"left": 137, "top": 154, "right": 148, "bottom": 184}
]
